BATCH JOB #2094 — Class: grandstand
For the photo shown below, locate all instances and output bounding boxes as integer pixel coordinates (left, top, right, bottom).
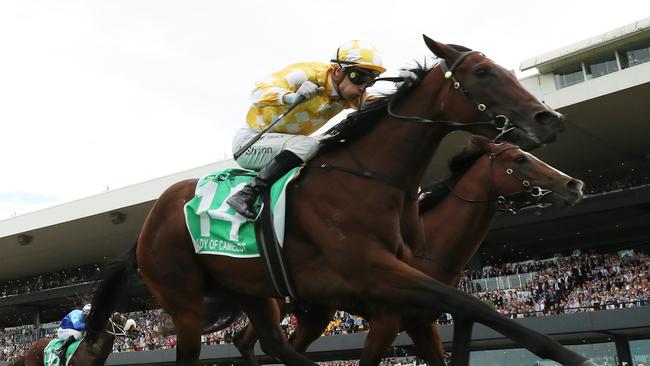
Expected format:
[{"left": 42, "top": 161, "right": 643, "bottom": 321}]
[{"left": 2, "top": 17, "right": 650, "bottom": 366}]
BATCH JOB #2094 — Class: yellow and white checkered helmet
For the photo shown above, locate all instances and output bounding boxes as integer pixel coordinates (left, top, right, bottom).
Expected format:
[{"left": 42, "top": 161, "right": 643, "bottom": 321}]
[{"left": 331, "top": 40, "right": 386, "bottom": 74}]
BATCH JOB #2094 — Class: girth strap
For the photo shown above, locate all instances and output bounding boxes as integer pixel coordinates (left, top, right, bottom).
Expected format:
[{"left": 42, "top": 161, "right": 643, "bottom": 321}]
[{"left": 254, "top": 192, "right": 297, "bottom": 299}]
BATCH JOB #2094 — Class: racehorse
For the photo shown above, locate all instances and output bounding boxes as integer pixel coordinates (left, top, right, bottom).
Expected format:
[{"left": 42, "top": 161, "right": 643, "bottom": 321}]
[
  {"left": 11, "top": 312, "right": 138, "bottom": 366},
  {"left": 231, "top": 136, "right": 584, "bottom": 366},
  {"left": 89, "top": 36, "right": 595, "bottom": 366}
]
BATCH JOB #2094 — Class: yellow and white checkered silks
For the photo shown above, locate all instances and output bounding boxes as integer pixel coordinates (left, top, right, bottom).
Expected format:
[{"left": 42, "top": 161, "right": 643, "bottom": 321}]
[
  {"left": 332, "top": 40, "right": 386, "bottom": 73},
  {"left": 246, "top": 62, "right": 359, "bottom": 135}
]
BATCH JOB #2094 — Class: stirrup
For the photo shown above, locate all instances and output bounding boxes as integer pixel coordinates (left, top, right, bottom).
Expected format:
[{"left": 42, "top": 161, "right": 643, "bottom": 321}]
[{"left": 252, "top": 202, "right": 264, "bottom": 221}]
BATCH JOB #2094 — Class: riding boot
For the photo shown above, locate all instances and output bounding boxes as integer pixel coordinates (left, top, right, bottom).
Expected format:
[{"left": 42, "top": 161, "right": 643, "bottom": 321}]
[
  {"left": 57, "top": 336, "right": 76, "bottom": 365},
  {"left": 227, "top": 150, "right": 303, "bottom": 220}
]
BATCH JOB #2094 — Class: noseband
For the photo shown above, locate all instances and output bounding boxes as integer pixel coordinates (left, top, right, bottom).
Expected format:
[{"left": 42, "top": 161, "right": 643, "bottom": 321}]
[
  {"left": 381, "top": 51, "right": 514, "bottom": 139},
  {"left": 444, "top": 147, "right": 552, "bottom": 214}
]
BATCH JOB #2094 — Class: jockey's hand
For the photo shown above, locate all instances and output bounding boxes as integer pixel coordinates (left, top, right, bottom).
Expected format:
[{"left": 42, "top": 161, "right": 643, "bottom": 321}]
[{"left": 284, "top": 81, "right": 323, "bottom": 105}]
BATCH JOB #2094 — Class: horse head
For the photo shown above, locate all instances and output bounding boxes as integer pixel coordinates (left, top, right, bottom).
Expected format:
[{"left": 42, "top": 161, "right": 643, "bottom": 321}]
[
  {"left": 107, "top": 312, "right": 139, "bottom": 340},
  {"left": 422, "top": 35, "right": 564, "bottom": 151},
  {"left": 470, "top": 135, "right": 583, "bottom": 211}
]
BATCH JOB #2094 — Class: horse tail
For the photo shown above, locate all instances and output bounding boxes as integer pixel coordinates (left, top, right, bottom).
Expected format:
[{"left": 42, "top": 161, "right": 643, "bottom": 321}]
[
  {"left": 202, "top": 300, "right": 245, "bottom": 334},
  {"left": 156, "top": 300, "right": 244, "bottom": 337},
  {"left": 87, "top": 240, "right": 139, "bottom": 338}
]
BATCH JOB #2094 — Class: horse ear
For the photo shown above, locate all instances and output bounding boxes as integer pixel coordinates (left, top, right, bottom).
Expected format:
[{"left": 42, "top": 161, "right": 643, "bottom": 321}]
[
  {"left": 470, "top": 135, "right": 494, "bottom": 151},
  {"left": 422, "top": 34, "right": 458, "bottom": 60}
]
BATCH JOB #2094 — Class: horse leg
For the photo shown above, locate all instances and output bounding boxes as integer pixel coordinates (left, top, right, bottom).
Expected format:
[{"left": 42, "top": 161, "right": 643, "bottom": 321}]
[
  {"left": 405, "top": 323, "right": 446, "bottom": 366},
  {"left": 450, "top": 320, "right": 473, "bottom": 366},
  {"left": 169, "top": 300, "right": 203, "bottom": 366},
  {"left": 289, "top": 304, "right": 333, "bottom": 353},
  {"left": 140, "top": 253, "right": 205, "bottom": 365},
  {"left": 359, "top": 312, "right": 402, "bottom": 366},
  {"left": 346, "top": 257, "right": 594, "bottom": 366},
  {"left": 233, "top": 323, "right": 261, "bottom": 366},
  {"left": 239, "top": 297, "right": 318, "bottom": 366}
]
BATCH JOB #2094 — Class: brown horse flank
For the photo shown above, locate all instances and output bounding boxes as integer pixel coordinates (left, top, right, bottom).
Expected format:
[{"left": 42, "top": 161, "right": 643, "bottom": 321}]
[
  {"left": 11, "top": 312, "right": 138, "bottom": 366},
  {"left": 232, "top": 136, "right": 584, "bottom": 366},
  {"left": 90, "top": 36, "right": 596, "bottom": 366}
]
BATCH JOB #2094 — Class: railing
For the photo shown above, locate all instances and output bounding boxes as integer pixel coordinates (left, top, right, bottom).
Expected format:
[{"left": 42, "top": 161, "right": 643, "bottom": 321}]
[
  {"left": 437, "top": 301, "right": 650, "bottom": 324},
  {"left": 461, "top": 272, "right": 539, "bottom": 293}
]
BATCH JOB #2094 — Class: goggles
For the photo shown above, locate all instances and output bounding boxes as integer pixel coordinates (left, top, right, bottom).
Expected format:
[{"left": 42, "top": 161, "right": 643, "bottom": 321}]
[{"left": 345, "top": 67, "right": 379, "bottom": 86}]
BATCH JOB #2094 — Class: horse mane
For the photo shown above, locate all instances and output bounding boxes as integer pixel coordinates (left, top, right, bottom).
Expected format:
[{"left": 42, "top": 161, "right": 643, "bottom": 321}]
[
  {"left": 86, "top": 242, "right": 139, "bottom": 342},
  {"left": 318, "top": 62, "right": 431, "bottom": 150},
  {"left": 418, "top": 144, "right": 484, "bottom": 212},
  {"left": 319, "top": 43, "right": 474, "bottom": 151}
]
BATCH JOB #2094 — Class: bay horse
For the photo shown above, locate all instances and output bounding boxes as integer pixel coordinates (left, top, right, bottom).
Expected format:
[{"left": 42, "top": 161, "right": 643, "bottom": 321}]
[
  {"left": 232, "top": 136, "right": 585, "bottom": 366},
  {"left": 11, "top": 312, "right": 138, "bottom": 366},
  {"left": 90, "top": 36, "right": 595, "bottom": 366}
]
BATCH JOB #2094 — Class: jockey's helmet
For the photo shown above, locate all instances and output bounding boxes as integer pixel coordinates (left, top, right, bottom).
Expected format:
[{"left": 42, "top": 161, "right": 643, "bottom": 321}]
[
  {"left": 331, "top": 40, "right": 386, "bottom": 74},
  {"left": 82, "top": 304, "right": 92, "bottom": 315}
]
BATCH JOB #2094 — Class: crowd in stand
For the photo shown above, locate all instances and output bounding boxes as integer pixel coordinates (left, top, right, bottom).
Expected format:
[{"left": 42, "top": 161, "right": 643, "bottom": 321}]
[
  {"left": 1, "top": 250, "right": 649, "bottom": 363},
  {"left": 583, "top": 167, "right": 650, "bottom": 195},
  {"left": 472, "top": 251, "right": 650, "bottom": 319},
  {"left": 1, "top": 327, "right": 37, "bottom": 363},
  {"left": 461, "top": 258, "right": 559, "bottom": 280},
  {"left": 0, "top": 264, "right": 101, "bottom": 297}
]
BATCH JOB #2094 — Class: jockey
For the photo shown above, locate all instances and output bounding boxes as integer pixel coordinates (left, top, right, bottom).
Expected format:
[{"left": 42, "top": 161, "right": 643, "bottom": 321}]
[
  {"left": 55, "top": 304, "right": 91, "bottom": 363},
  {"left": 228, "top": 40, "right": 386, "bottom": 219}
]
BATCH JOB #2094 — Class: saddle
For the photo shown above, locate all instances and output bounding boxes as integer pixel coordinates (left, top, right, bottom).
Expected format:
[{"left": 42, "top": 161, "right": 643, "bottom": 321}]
[
  {"left": 44, "top": 338, "right": 81, "bottom": 366},
  {"left": 183, "top": 168, "right": 300, "bottom": 299}
]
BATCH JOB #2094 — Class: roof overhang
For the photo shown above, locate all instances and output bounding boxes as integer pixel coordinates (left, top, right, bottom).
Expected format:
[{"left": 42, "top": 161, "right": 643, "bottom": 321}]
[{"left": 520, "top": 17, "right": 650, "bottom": 73}]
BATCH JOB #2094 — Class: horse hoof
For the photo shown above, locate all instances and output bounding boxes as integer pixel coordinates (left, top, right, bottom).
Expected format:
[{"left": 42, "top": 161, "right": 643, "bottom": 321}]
[{"left": 575, "top": 360, "right": 599, "bottom": 366}]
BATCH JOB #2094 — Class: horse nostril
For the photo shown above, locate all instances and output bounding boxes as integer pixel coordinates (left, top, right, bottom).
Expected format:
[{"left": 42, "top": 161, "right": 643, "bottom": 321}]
[
  {"left": 534, "top": 110, "right": 563, "bottom": 126},
  {"left": 567, "top": 179, "right": 584, "bottom": 193}
]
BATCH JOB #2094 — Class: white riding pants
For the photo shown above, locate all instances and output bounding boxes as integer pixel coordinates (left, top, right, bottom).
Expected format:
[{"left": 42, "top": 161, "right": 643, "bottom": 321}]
[
  {"left": 57, "top": 328, "right": 82, "bottom": 341},
  {"left": 232, "top": 128, "right": 320, "bottom": 171}
]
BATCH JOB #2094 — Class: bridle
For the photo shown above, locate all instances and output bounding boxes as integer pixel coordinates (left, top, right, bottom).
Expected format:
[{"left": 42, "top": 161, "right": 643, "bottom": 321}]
[
  {"left": 308, "top": 51, "right": 519, "bottom": 201},
  {"left": 412, "top": 146, "right": 552, "bottom": 274},
  {"left": 379, "top": 50, "right": 515, "bottom": 140},
  {"left": 104, "top": 315, "right": 136, "bottom": 338},
  {"left": 442, "top": 146, "right": 552, "bottom": 214}
]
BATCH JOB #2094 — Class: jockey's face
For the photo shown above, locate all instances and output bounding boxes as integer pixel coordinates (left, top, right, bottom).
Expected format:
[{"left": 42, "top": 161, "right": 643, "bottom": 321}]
[{"left": 333, "top": 67, "right": 369, "bottom": 102}]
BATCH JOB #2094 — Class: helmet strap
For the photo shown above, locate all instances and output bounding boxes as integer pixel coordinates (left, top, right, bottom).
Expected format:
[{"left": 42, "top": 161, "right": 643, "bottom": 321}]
[{"left": 333, "top": 67, "right": 344, "bottom": 98}]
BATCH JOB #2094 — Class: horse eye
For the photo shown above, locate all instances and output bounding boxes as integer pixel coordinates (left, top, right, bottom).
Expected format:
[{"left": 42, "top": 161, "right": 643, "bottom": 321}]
[
  {"left": 515, "top": 155, "right": 528, "bottom": 164},
  {"left": 474, "top": 66, "right": 489, "bottom": 77}
]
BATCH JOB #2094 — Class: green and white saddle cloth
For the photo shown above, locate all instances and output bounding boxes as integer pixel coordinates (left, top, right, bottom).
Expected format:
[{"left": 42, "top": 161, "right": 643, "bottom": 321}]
[
  {"left": 184, "top": 167, "right": 301, "bottom": 258},
  {"left": 43, "top": 338, "right": 82, "bottom": 366}
]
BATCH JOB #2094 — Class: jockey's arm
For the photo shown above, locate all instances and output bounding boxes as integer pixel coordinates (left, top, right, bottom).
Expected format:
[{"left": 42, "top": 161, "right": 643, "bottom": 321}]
[
  {"left": 250, "top": 64, "right": 319, "bottom": 109},
  {"left": 250, "top": 78, "right": 292, "bottom": 108}
]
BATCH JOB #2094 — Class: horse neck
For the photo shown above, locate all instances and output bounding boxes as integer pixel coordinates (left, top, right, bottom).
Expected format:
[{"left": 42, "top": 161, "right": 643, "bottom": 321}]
[
  {"left": 414, "top": 156, "right": 498, "bottom": 279},
  {"left": 81, "top": 330, "right": 116, "bottom": 363},
  {"left": 336, "top": 70, "right": 450, "bottom": 193}
]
